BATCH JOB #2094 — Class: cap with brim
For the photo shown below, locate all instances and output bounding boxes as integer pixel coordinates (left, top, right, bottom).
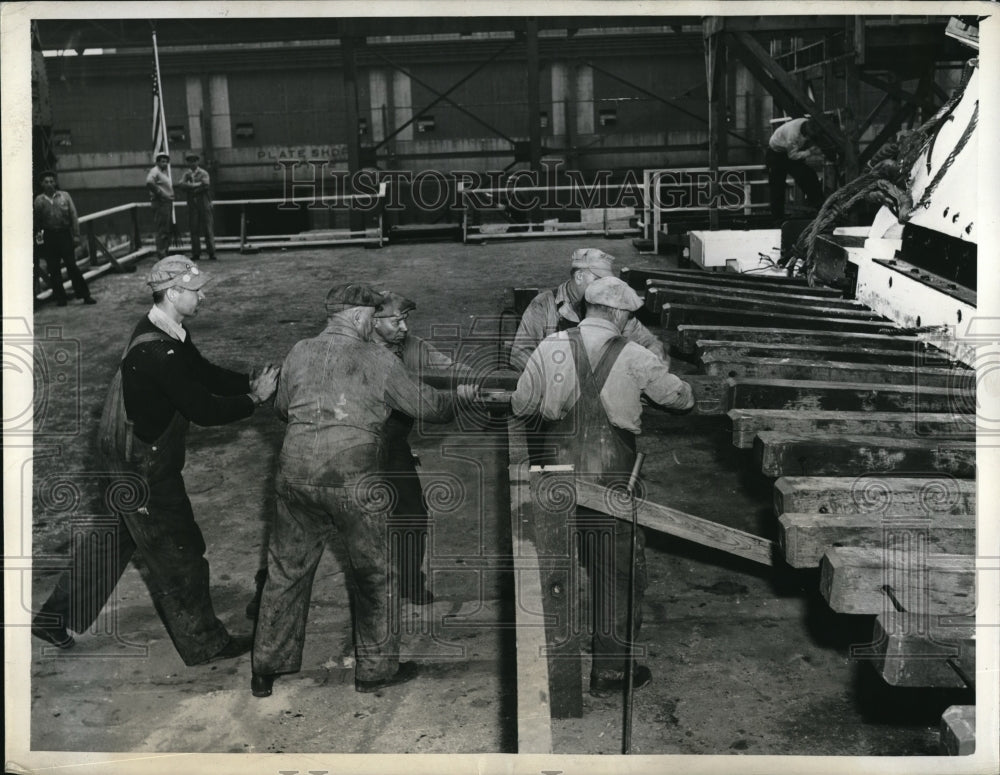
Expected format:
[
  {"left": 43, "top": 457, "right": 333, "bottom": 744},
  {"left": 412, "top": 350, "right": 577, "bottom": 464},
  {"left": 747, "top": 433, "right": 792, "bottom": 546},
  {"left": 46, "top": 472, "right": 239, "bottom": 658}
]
[
  {"left": 155, "top": 153, "right": 170, "bottom": 162},
  {"left": 375, "top": 291, "right": 417, "bottom": 318},
  {"left": 185, "top": 153, "right": 200, "bottom": 163},
  {"left": 584, "top": 276, "right": 642, "bottom": 311},
  {"left": 325, "top": 283, "right": 385, "bottom": 315},
  {"left": 570, "top": 248, "right": 615, "bottom": 278},
  {"left": 147, "top": 255, "right": 211, "bottom": 292}
]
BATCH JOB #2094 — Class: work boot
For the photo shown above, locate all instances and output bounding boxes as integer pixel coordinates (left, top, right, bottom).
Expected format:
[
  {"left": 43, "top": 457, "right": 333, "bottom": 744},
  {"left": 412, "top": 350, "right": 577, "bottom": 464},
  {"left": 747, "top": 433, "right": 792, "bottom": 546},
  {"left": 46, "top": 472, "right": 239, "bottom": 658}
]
[
  {"left": 83, "top": 297, "right": 97, "bottom": 305},
  {"left": 355, "top": 662, "right": 419, "bottom": 693},
  {"left": 251, "top": 672, "right": 275, "bottom": 698},
  {"left": 245, "top": 568, "right": 268, "bottom": 620},
  {"left": 31, "top": 620, "right": 75, "bottom": 649},
  {"left": 589, "top": 664, "right": 652, "bottom": 697}
]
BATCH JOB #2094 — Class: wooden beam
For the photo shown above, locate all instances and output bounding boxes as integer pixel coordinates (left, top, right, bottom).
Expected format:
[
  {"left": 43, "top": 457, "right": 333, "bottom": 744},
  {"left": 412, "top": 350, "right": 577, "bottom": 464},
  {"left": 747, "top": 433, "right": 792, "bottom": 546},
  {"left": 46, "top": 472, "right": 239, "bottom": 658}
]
[
  {"left": 778, "top": 511, "right": 976, "bottom": 568},
  {"left": 773, "top": 476, "right": 977, "bottom": 517},
  {"left": 526, "top": 465, "right": 584, "bottom": 719},
  {"left": 525, "top": 18, "right": 542, "bottom": 172},
  {"left": 941, "top": 706, "right": 977, "bottom": 755},
  {"left": 858, "top": 71, "right": 938, "bottom": 114},
  {"left": 662, "top": 304, "right": 894, "bottom": 333},
  {"left": 870, "top": 612, "right": 974, "bottom": 689},
  {"left": 729, "top": 409, "right": 975, "bottom": 449},
  {"left": 819, "top": 547, "right": 975, "bottom": 615},
  {"left": 699, "top": 340, "right": 961, "bottom": 368},
  {"left": 507, "top": 417, "right": 555, "bottom": 752},
  {"left": 754, "top": 431, "right": 975, "bottom": 478},
  {"left": 623, "top": 266, "right": 830, "bottom": 292},
  {"left": 705, "top": 27, "right": 728, "bottom": 230},
  {"left": 648, "top": 281, "right": 863, "bottom": 307},
  {"left": 858, "top": 99, "right": 918, "bottom": 166},
  {"left": 705, "top": 356, "right": 961, "bottom": 388},
  {"left": 684, "top": 374, "right": 730, "bottom": 416},
  {"left": 650, "top": 289, "right": 879, "bottom": 319},
  {"left": 726, "top": 377, "right": 968, "bottom": 414},
  {"left": 675, "top": 326, "right": 923, "bottom": 355},
  {"left": 575, "top": 479, "right": 775, "bottom": 567}
]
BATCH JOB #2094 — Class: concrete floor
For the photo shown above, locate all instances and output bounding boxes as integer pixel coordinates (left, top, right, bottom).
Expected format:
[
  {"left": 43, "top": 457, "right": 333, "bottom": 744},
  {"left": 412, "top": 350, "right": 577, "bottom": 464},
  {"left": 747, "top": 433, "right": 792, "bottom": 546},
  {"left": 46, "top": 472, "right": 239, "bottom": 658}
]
[{"left": 25, "top": 237, "right": 972, "bottom": 761}]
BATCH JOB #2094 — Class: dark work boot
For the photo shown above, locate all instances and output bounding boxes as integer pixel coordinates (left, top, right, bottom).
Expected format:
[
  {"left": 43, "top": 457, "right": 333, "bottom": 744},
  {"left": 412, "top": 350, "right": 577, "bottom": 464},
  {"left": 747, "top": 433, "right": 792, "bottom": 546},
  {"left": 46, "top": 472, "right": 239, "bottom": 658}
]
[{"left": 245, "top": 568, "right": 268, "bottom": 620}]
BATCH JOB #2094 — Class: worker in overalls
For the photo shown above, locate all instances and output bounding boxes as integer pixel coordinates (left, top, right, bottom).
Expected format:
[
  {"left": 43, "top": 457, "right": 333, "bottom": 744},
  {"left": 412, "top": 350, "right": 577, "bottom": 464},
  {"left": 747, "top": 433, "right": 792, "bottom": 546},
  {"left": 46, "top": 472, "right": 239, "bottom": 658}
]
[
  {"left": 32, "top": 256, "right": 279, "bottom": 665},
  {"left": 511, "top": 276, "right": 694, "bottom": 696},
  {"left": 509, "top": 248, "right": 665, "bottom": 372},
  {"left": 179, "top": 153, "right": 217, "bottom": 261}
]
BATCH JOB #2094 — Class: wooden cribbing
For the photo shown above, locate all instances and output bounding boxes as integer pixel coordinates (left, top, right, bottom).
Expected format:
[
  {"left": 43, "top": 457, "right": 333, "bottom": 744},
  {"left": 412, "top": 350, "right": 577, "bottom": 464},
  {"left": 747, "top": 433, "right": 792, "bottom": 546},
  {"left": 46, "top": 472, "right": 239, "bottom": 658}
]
[
  {"left": 819, "top": 547, "right": 975, "bottom": 615},
  {"left": 940, "top": 706, "right": 976, "bottom": 755},
  {"left": 621, "top": 266, "right": 841, "bottom": 294},
  {"left": 697, "top": 339, "right": 963, "bottom": 368},
  {"left": 729, "top": 409, "right": 975, "bottom": 449},
  {"left": 646, "top": 279, "right": 859, "bottom": 306},
  {"left": 726, "top": 378, "right": 969, "bottom": 414},
  {"left": 574, "top": 479, "right": 775, "bottom": 567},
  {"left": 778, "top": 511, "right": 976, "bottom": 568},
  {"left": 773, "top": 476, "right": 977, "bottom": 517},
  {"left": 649, "top": 289, "right": 881, "bottom": 319},
  {"left": 662, "top": 304, "right": 895, "bottom": 333},
  {"left": 673, "top": 326, "right": 923, "bottom": 355},
  {"left": 869, "top": 611, "right": 974, "bottom": 688},
  {"left": 705, "top": 356, "right": 962, "bottom": 388},
  {"left": 753, "top": 431, "right": 976, "bottom": 478},
  {"left": 506, "top": 417, "right": 556, "bottom": 752}
]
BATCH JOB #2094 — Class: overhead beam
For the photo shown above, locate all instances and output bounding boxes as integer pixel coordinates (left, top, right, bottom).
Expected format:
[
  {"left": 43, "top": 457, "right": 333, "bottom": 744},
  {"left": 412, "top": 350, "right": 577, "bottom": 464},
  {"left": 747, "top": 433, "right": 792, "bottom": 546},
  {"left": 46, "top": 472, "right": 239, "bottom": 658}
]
[
  {"left": 726, "top": 30, "right": 848, "bottom": 156},
  {"left": 753, "top": 432, "right": 975, "bottom": 478},
  {"left": 858, "top": 71, "right": 938, "bottom": 114}
]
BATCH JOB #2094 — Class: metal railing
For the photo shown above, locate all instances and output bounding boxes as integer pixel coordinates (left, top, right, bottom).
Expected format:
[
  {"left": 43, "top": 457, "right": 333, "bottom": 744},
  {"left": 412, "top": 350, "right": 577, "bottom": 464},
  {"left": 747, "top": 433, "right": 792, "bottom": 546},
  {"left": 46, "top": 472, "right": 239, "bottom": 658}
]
[
  {"left": 457, "top": 181, "right": 641, "bottom": 244},
  {"left": 35, "top": 183, "right": 389, "bottom": 301}
]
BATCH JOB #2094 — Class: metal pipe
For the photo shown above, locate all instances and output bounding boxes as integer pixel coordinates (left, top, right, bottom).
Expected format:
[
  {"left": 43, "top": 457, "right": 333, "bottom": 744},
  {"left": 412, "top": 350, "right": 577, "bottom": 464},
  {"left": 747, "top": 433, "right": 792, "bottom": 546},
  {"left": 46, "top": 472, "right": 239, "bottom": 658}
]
[{"left": 622, "top": 451, "right": 646, "bottom": 755}]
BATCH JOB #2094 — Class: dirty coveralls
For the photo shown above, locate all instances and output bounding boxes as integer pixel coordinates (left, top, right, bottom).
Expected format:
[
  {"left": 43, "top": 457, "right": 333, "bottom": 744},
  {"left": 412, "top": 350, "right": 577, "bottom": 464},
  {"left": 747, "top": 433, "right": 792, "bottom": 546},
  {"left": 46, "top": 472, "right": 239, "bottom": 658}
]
[
  {"left": 382, "top": 334, "right": 457, "bottom": 597},
  {"left": 36, "top": 314, "right": 256, "bottom": 665},
  {"left": 511, "top": 317, "right": 693, "bottom": 680},
  {"left": 180, "top": 165, "right": 216, "bottom": 260},
  {"left": 509, "top": 280, "right": 665, "bottom": 372},
  {"left": 252, "top": 318, "right": 456, "bottom": 682}
]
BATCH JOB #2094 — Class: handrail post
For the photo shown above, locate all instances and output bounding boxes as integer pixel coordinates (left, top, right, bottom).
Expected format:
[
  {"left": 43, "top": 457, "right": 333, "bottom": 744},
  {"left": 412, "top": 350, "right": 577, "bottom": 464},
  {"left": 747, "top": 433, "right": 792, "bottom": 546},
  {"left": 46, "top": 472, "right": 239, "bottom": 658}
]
[
  {"left": 131, "top": 205, "right": 142, "bottom": 252},
  {"left": 86, "top": 221, "right": 98, "bottom": 267},
  {"left": 240, "top": 204, "right": 248, "bottom": 252}
]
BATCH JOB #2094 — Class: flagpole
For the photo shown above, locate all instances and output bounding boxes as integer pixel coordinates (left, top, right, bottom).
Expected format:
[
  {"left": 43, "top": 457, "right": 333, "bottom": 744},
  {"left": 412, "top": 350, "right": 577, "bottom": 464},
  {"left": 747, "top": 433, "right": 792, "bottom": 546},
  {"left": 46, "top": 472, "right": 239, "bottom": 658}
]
[{"left": 152, "top": 28, "right": 175, "bottom": 226}]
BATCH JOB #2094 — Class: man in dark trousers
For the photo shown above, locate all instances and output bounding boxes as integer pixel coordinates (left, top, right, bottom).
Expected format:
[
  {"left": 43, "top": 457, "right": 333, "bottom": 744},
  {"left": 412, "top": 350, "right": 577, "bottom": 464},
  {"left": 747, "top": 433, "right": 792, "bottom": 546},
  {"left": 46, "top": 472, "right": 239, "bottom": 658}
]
[
  {"left": 179, "top": 153, "right": 217, "bottom": 261},
  {"left": 32, "top": 255, "right": 279, "bottom": 666},
  {"left": 509, "top": 248, "right": 665, "bottom": 372},
  {"left": 372, "top": 292, "right": 459, "bottom": 605},
  {"left": 33, "top": 171, "right": 95, "bottom": 306},
  {"left": 766, "top": 117, "right": 825, "bottom": 221},
  {"left": 251, "top": 284, "right": 475, "bottom": 698},
  {"left": 146, "top": 152, "right": 175, "bottom": 258},
  {"left": 511, "top": 276, "right": 694, "bottom": 697}
]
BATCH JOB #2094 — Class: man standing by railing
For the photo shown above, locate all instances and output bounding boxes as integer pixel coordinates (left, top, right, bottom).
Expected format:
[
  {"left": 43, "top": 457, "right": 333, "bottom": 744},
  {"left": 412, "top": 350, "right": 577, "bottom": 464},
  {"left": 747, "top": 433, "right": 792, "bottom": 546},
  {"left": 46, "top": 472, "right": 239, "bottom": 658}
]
[
  {"left": 179, "top": 153, "right": 217, "bottom": 261},
  {"left": 146, "top": 152, "right": 175, "bottom": 258},
  {"left": 33, "top": 171, "right": 95, "bottom": 306}
]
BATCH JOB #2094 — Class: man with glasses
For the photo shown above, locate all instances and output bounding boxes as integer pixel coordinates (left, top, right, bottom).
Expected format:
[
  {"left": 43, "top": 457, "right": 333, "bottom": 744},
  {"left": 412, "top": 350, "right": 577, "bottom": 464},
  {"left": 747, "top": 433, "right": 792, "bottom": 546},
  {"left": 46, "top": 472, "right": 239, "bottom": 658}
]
[{"left": 509, "top": 248, "right": 666, "bottom": 372}]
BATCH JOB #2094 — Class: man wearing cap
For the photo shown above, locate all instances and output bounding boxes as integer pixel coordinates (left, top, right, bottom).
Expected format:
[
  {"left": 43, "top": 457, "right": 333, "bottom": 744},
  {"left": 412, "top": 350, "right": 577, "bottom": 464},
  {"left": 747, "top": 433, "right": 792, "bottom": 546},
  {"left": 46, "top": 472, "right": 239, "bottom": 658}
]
[
  {"left": 146, "top": 152, "right": 175, "bottom": 258},
  {"left": 179, "top": 153, "right": 217, "bottom": 261},
  {"left": 511, "top": 276, "right": 694, "bottom": 698},
  {"left": 509, "top": 248, "right": 665, "bottom": 372},
  {"left": 33, "top": 170, "right": 95, "bottom": 306},
  {"left": 251, "top": 284, "right": 475, "bottom": 698},
  {"left": 373, "top": 292, "right": 461, "bottom": 605},
  {"left": 31, "top": 255, "right": 279, "bottom": 665}
]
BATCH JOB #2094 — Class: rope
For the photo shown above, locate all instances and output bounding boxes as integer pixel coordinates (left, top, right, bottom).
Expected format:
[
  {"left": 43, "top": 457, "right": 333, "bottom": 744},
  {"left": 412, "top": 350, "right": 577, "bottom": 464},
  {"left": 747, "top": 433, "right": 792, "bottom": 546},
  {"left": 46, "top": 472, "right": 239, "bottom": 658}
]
[{"left": 911, "top": 101, "right": 978, "bottom": 213}]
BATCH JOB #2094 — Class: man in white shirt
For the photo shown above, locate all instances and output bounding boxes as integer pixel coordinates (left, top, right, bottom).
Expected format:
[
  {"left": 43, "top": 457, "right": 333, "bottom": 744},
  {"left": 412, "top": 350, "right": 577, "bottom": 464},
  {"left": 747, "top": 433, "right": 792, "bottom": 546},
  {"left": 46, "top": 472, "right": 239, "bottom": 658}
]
[
  {"left": 146, "top": 153, "right": 175, "bottom": 258},
  {"left": 766, "top": 117, "right": 825, "bottom": 221}
]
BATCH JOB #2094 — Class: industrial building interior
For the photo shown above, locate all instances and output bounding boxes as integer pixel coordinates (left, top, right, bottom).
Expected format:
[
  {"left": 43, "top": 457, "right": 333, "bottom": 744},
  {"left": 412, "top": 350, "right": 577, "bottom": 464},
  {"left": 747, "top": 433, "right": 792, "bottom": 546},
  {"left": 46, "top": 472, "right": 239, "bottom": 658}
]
[{"left": 7, "top": 8, "right": 997, "bottom": 772}]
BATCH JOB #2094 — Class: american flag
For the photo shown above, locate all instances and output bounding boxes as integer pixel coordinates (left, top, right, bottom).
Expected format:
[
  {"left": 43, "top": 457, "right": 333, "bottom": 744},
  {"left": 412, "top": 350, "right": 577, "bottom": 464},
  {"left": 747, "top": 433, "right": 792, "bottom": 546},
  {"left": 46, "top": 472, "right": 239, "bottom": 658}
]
[{"left": 151, "top": 66, "right": 169, "bottom": 158}]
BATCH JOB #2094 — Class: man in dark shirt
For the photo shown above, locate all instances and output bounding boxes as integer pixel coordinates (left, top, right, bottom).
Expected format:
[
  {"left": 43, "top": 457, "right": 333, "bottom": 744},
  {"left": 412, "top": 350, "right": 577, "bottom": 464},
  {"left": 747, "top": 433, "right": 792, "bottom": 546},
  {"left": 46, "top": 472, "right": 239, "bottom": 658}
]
[
  {"left": 250, "top": 284, "right": 475, "bottom": 698},
  {"left": 32, "top": 256, "right": 279, "bottom": 666},
  {"left": 33, "top": 170, "right": 95, "bottom": 306}
]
